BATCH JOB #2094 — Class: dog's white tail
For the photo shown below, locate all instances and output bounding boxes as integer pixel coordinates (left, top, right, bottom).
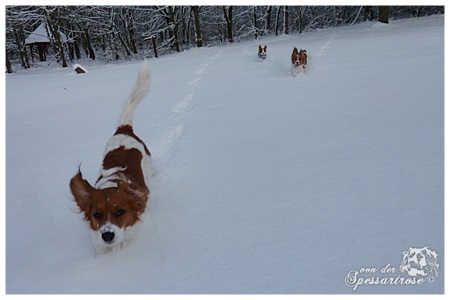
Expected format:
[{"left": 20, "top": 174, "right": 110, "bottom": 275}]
[{"left": 119, "top": 60, "right": 151, "bottom": 126}]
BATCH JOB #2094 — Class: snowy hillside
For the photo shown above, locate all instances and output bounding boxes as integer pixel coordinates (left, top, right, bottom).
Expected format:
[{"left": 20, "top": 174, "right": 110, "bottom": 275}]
[{"left": 6, "top": 15, "right": 444, "bottom": 294}]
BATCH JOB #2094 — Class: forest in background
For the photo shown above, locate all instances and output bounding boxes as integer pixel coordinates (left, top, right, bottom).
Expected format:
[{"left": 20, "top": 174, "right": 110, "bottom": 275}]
[{"left": 5, "top": 6, "right": 444, "bottom": 72}]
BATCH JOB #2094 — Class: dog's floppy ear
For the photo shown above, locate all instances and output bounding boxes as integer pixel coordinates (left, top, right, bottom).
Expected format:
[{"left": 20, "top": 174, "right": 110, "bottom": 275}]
[
  {"left": 119, "top": 182, "right": 149, "bottom": 213},
  {"left": 293, "top": 47, "right": 298, "bottom": 54},
  {"left": 70, "top": 171, "right": 94, "bottom": 213},
  {"left": 264, "top": 45, "right": 267, "bottom": 51},
  {"left": 259, "top": 45, "right": 262, "bottom": 51}
]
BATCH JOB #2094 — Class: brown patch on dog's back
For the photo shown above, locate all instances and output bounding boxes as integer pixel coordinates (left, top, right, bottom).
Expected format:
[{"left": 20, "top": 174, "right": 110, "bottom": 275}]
[
  {"left": 102, "top": 146, "right": 146, "bottom": 187},
  {"left": 115, "top": 125, "right": 151, "bottom": 156}
]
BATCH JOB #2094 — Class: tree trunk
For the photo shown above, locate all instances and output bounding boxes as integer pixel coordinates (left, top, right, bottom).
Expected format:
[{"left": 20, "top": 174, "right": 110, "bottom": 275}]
[
  {"left": 100, "top": 35, "right": 106, "bottom": 51},
  {"left": 18, "top": 24, "right": 31, "bottom": 67},
  {"left": 253, "top": 7, "right": 258, "bottom": 39},
  {"left": 181, "top": 9, "right": 188, "bottom": 45},
  {"left": 191, "top": 6, "right": 202, "bottom": 47},
  {"left": 84, "top": 28, "right": 96, "bottom": 60},
  {"left": 67, "top": 43, "right": 74, "bottom": 61},
  {"left": 74, "top": 40, "right": 81, "bottom": 59},
  {"left": 80, "top": 28, "right": 89, "bottom": 57},
  {"left": 365, "top": 6, "right": 374, "bottom": 21},
  {"left": 162, "top": 7, "right": 180, "bottom": 52},
  {"left": 129, "top": 26, "right": 138, "bottom": 54},
  {"left": 223, "top": 6, "right": 233, "bottom": 43},
  {"left": 284, "top": 6, "right": 289, "bottom": 35},
  {"left": 378, "top": 6, "right": 389, "bottom": 24},
  {"left": 6, "top": 50, "right": 13, "bottom": 73},
  {"left": 117, "top": 31, "right": 132, "bottom": 57},
  {"left": 29, "top": 44, "right": 35, "bottom": 62},
  {"left": 275, "top": 6, "right": 282, "bottom": 36},
  {"left": 110, "top": 31, "right": 120, "bottom": 60},
  {"left": 266, "top": 6, "right": 272, "bottom": 33},
  {"left": 152, "top": 36, "right": 158, "bottom": 58},
  {"left": 37, "top": 43, "right": 47, "bottom": 61},
  {"left": 77, "top": 24, "right": 95, "bottom": 60},
  {"left": 299, "top": 7, "right": 304, "bottom": 33},
  {"left": 13, "top": 26, "right": 29, "bottom": 69},
  {"left": 415, "top": 6, "right": 423, "bottom": 17},
  {"left": 46, "top": 11, "right": 68, "bottom": 67}
]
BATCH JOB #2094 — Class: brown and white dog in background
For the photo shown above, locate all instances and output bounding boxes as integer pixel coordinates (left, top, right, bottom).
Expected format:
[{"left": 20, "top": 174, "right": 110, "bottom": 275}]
[
  {"left": 70, "top": 60, "right": 154, "bottom": 253},
  {"left": 291, "top": 47, "right": 307, "bottom": 74},
  {"left": 258, "top": 45, "right": 267, "bottom": 60}
]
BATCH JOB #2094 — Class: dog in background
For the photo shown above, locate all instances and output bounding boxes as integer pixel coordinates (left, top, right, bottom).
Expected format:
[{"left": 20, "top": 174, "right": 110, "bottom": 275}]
[
  {"left": 291, "top": 47, "right": 307, "bottom": 74},
  {"left": 70, "top": 60, "right": 154, "bottom": 253},
  {"left": 258, "top": 45, "right": 267, "bottom": 60}
]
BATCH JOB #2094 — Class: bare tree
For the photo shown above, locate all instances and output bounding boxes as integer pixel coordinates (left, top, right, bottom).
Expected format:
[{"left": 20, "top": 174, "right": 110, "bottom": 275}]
[
  {"left": 159, "top": 6, "right": 181, "bottom": 52},
  {"left": 6, "top": 6, "right": 37, "bottom": 69},
  {"left": 69, "top": 6, "right": 97, "bottom": 60},
  {"left": 191, "top": 6, "right": 202, "bottom": 47},
  {"left": 6, "top": 50, "right": 13, "bottom": 73},
  {"left": 297, "top": 6, "right": 307, "bottom": 33},
  {"left": 117, "top": 7, "right": 138, "bottom": 54},
  {"left": 39, "top": 6, "right": 70, "bottom": 67},
  {"left": 253, "top": 7, "right": 258, "bottom": 39},
  {"left": 275, "top": 6, "right": 282, "bottom": 36},
  {"left": 266, "top": 6, "right": 272, "bottom": 33},
  {"left": 83, "top": 27, "right": 96, "bottom": 60},
  {"left": 379, "top": 6, "right": 389, "bottom": 23},
  {"left": 13, "top": 25, "right": 30, "bottom": 68},
  {"left": 365, "top": 6, "right": 374, "bottom": 21},
  {"left": 223, "top": 6, "right": 233, "bottom": 43},
  {"left": 284, "top": 6, "right": 289, "bottom": 34},
  {"left": 5, "top": 5, "right": 444, "bottom": 69}
]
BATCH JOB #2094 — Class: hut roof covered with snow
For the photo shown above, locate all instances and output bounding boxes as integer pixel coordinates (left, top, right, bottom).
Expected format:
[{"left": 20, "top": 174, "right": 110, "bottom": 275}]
[{"left": 25, "top": 23, "right": 72, "bottom": 45}]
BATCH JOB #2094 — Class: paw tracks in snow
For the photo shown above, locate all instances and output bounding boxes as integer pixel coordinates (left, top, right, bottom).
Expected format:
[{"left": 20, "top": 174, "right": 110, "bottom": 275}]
[
  {"left": 316, "top": 33, "right": 336, "bottom": 57},
  {"left": 152, "top": 124, "right": 185, "bottom": 163},
  {"left": 172, "top": 49, "right": 223, "bottom": 116},
  {"left": 171, "top": 93, "right": 194, "bottom": 114},
  {"left": 156, "top": 50, "right": 224, "bottom": 167}
]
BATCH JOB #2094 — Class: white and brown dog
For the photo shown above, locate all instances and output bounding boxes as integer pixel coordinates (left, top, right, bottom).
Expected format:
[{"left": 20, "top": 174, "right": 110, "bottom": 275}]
[
  {"left": 291, "top": 47, "right": 307, "bottom": 74},
  {"left": 70, "top": 60, "right": 154, "bottom": 253},
  {"left": 258, "top": 45, "right": 267, "bottom": 60}
]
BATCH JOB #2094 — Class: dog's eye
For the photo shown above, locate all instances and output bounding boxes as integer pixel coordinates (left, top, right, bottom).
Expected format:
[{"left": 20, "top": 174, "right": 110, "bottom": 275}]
[
  {"left": 115, "top": 209, "right": 125, "bottom": 217},
  {"left": 93, "top": 212, "right": 103, "bottom": 219}
]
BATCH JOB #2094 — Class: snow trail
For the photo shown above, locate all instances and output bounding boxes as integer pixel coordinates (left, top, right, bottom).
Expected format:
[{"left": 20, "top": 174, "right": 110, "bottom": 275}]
[{"left": 151, "top": 48, "right": 224, "bottom": 170}]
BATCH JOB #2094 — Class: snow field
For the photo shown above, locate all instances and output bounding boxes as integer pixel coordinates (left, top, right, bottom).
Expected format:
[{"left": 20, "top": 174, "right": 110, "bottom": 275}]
[{"left": 5, "top": 15, "right": 444, "bottom": 294}]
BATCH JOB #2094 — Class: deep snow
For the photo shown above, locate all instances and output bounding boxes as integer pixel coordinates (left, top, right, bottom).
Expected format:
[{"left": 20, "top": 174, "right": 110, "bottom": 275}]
[{"left": 5, "top": 15, "right": 444, "bottom": 294}]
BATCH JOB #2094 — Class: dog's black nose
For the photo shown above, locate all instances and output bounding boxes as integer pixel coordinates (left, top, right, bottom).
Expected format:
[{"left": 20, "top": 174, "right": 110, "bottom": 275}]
[{"left": 102, "top": 232, "right": 115, "bottom": 243}]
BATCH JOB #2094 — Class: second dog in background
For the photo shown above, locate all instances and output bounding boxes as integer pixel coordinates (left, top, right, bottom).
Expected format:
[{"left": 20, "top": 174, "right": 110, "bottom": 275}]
[{"left": 258, "top": 45, "right": 267, "bottom": 60}]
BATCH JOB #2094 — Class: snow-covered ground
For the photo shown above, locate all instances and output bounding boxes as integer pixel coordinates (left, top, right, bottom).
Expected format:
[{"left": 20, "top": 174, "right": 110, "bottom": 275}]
[{"left": 5, "top": 15, "right": 444, "bottom": 294}]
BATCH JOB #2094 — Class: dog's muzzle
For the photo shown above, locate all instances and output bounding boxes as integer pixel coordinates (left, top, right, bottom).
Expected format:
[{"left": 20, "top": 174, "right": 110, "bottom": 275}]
[{"left": 101, "top": 227, "right": 115, "bottom": 243}]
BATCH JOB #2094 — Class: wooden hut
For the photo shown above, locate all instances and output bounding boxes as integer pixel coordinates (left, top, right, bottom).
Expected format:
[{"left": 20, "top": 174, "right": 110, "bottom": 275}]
[{"left": 25, "top": 23, "right": 71, "bottom": 62}]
